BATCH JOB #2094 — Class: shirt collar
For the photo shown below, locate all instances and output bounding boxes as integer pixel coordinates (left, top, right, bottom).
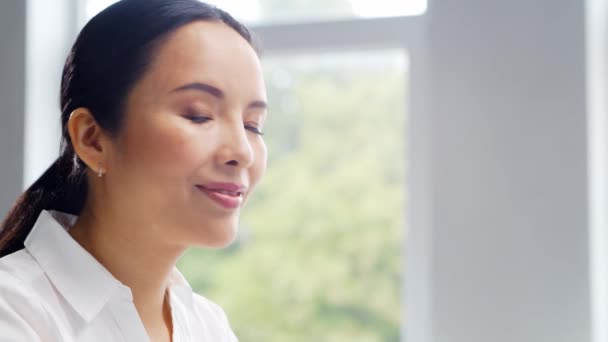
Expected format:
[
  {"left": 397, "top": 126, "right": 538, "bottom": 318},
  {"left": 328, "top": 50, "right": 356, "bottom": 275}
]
[
  {"left": 24, "top": 210, "right": 196, "bottom": 321},
  {"left": 167, "top": 266, "right": 195, "bottom": 310},
  {"left": 24, "top": 210, "right": 127, "bottom": 322}
]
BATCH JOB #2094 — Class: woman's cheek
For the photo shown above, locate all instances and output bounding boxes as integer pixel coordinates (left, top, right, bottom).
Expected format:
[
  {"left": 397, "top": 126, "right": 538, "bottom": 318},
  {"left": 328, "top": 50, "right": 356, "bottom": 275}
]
[
  {"left": 251, "top": 139, "right": 268, "bottom": 185},
  {"left": 139, "top": 118, "right": 204, "bottom": 171}
]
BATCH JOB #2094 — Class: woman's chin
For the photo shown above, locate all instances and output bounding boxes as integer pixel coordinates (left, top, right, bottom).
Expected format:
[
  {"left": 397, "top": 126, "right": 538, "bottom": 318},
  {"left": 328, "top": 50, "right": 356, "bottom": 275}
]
[{"left": 192, "top": 223, "right": 238, "bottom": 249}]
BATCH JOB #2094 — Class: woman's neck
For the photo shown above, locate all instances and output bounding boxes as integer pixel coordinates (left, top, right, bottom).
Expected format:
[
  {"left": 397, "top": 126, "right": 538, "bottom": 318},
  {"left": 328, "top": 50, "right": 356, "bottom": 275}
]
[{"left": 69, "top": 205, "right": 184, "bottom": 341}]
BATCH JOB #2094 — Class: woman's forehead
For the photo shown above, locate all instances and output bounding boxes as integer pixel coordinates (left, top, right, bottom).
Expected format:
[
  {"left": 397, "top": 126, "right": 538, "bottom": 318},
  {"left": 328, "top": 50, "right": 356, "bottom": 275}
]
[{"left": 142, "top": 21, "right": 263, "bottom": 95}]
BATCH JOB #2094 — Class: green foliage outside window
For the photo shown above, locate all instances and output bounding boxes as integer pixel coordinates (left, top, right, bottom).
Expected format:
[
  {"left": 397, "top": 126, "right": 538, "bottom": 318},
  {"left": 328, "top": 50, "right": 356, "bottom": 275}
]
[{"left": 178, "top": 50, "right": 407, "bottom": 341}]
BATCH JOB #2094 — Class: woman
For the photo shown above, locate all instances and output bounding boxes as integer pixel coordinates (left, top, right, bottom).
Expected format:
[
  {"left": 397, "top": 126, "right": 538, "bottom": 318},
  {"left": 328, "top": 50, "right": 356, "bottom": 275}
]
[{"left": 0, "top": 0, "right": 267, "bottom": 340}]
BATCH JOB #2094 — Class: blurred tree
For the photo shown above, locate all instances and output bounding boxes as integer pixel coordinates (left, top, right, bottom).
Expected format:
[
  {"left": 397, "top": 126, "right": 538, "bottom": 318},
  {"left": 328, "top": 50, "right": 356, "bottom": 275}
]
[{"left": 178, "top": 51, "right": 406, "bottom": 342}]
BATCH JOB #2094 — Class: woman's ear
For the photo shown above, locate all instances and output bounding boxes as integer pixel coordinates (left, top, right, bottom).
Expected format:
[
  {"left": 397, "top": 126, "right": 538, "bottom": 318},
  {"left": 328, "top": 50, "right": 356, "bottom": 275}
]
[{"left": 67, "top": 108, "right": 110, "bottom": 174}]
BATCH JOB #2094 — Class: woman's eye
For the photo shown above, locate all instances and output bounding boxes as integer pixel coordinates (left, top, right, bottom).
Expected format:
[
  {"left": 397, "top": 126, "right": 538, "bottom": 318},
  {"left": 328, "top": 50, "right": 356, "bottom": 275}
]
[
  {"left": 245, "top": 125, "right": 264, "bottom": 136},
  {"left": 184, "top": 115, "right": 211, "bottom": 124}
]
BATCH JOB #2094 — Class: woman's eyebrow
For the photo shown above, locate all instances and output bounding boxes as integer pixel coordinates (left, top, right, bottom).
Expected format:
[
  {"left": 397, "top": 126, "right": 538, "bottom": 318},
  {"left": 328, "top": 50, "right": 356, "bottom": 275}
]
[
  {"left": 248, "top": 100, "right": 267, "bottom": 110},
  {"left": 171, "top": 82, "right": 224, "bottom": 98},
  {"left": 171, "top": 82, "right": 267, "bottom": 110}
]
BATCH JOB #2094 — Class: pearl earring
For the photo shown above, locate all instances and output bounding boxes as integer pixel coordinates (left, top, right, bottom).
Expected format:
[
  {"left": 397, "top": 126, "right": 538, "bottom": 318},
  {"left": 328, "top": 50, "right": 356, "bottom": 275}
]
[{"left": 97, "top": 163, "right": 104, "bottom": 178}]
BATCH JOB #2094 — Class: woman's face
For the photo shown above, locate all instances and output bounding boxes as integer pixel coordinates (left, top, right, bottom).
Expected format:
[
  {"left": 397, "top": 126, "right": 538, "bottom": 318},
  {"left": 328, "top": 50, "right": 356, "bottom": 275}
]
[{"left": 104, "top": 21, "right": 267, "bottom": 248}]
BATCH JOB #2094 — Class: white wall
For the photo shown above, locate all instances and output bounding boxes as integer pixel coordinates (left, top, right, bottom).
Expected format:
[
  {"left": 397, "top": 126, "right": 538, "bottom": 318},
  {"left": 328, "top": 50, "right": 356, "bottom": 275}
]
[
  {"left": 23, "top": 0, "right": 77, "bottom": 188},
  {"left": 0, "top": 1, "right": 26, "bottom": 216},
  {"left": 0, "top": 0, "right": 76, "bottom": 217},
  {"left": 422, "top": 1, "right": 590, "bottom": 341},
  {"left": 586, "top": 1, "right": 608, "bottom": 342}
]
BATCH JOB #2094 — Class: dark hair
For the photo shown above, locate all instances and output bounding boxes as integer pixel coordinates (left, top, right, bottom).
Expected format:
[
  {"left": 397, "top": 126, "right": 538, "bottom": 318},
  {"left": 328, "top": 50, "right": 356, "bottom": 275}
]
[{"left": 0, "top": 0, "right": 256, "bottom": 257}]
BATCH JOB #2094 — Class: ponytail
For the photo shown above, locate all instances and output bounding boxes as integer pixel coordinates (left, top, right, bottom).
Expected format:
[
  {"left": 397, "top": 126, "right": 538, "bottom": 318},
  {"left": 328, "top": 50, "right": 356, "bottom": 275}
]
[{"left": 0, "top": 149, "right": 87, "bottom": 258}]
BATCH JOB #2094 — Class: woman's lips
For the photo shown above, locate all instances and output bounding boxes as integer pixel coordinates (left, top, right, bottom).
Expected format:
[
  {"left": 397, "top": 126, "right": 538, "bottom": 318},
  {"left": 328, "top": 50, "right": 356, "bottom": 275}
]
[{"left": 196, "top": 185, "right": 244, "bottom": 210}]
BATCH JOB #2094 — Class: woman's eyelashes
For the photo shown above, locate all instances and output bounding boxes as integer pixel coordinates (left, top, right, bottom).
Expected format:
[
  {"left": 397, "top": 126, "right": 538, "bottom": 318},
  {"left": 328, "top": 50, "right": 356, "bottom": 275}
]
[
  {"left": 245, "top": 124, "right": 264, "bottom": 136},
  {"left": 183, "top": 114, "right": 212, "bottom": 124},
  {"left": 183, "top": 111, "right": 264, "bottom": 135}
]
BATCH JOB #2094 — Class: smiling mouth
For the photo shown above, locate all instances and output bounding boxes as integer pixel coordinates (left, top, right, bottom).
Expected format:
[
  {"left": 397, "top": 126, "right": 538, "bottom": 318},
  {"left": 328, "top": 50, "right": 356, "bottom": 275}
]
[
  {"left": 208, "top": 188, "right": 242, "bottom": 196},
  {"left": 195, "top": 185, "right": 244, "bottom": 210}
]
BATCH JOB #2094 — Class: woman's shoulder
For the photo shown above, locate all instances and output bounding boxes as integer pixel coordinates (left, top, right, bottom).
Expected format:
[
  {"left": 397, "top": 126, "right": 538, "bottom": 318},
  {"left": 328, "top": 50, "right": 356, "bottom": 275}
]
[
  {"left": 191, "top": 292, "right": 227, "bottom": 316},
  {"left": 189, "top": 292, "right": 232, "bottom": 327},
  {"left": 0, "top": 249, "right": 55, "bottom": 341},
  {"left": 0, "top": 248, "right": 49, "bottom": 313},
  {"left": 169, "top": 269, "right": 232, "bottom": 324},
  {"left": 0, "top": 248, "right": 44, "bottom": 283},
  {"left": 189, "top": 293, "right": 238, "bottom": 341}
]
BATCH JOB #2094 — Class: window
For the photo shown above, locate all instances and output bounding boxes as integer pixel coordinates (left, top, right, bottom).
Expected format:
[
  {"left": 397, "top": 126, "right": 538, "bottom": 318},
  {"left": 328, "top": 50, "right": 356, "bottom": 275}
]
[
  {"left": 82, "top": 0, "right": 427, "bottom": 25},
  {"left": 204, "top": 0, "right": 426, "bottom": 24},
  {"left": 180, "top": 50, "right": 407, "bottom": 340}
]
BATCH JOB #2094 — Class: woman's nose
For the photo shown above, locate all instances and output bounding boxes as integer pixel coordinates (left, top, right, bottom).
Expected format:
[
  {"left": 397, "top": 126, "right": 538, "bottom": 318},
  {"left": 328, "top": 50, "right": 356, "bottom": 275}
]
[{"left": 216, "top": 123, "right": 254, "bottom": 169}]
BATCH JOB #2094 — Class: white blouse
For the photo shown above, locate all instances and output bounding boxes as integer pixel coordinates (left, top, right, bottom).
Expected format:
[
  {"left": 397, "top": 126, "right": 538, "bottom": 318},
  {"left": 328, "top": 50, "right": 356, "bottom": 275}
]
[{"left": 0, "top": 210, "right": 238, "bottom": 341}]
